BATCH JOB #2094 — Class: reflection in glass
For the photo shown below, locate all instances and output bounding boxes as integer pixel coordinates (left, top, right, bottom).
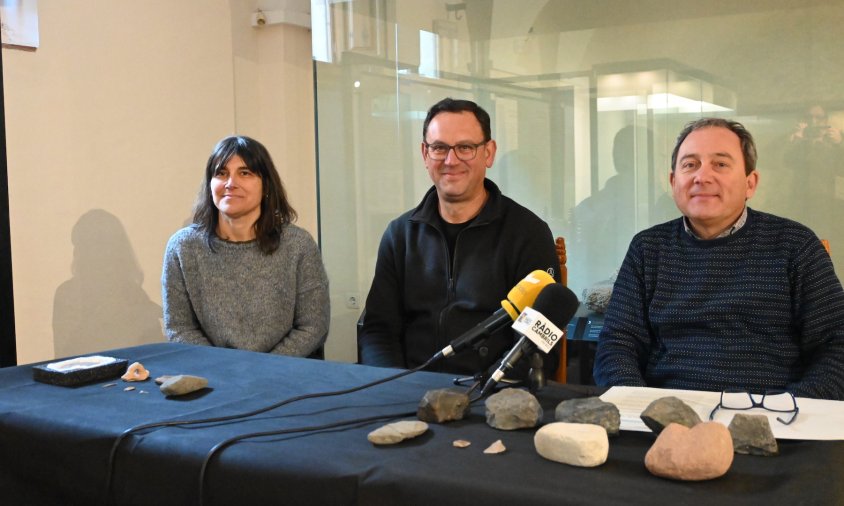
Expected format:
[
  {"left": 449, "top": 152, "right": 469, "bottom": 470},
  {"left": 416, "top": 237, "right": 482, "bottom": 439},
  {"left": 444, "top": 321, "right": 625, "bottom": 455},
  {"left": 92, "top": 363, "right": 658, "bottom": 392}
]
[{"left": 312, "top": 0, "right": 844, "bottom": 361}]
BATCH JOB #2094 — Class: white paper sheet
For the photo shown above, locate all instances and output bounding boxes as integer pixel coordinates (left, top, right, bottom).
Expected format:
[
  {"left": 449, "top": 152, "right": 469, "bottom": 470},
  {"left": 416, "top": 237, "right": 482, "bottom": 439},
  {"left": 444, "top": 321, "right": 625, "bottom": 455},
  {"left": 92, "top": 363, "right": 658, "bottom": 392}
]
[{"left": 599, "top": 386, "right": 844, "bottom": 441}]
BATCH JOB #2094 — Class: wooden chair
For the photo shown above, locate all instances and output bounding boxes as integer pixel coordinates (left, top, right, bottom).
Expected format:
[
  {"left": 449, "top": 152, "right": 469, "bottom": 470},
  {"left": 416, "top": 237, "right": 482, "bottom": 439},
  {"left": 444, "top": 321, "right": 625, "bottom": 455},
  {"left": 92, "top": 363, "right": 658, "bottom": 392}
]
[{"left": 553, "top": 237, "right": 569, "bottom": 383}]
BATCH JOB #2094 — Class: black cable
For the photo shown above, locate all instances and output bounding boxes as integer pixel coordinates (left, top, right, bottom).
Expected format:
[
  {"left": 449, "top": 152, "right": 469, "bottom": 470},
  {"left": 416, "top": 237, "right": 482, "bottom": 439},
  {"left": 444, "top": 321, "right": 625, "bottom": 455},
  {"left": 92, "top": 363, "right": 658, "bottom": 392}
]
[
  {"left": 103, "top": 355, "right": 439, "bottom": 505},
  {"left": 197, "top": 409, "right": 418, "bottom": 506},
  {"left": 469, "top": 391, "right": 486, "bottom": 405}
]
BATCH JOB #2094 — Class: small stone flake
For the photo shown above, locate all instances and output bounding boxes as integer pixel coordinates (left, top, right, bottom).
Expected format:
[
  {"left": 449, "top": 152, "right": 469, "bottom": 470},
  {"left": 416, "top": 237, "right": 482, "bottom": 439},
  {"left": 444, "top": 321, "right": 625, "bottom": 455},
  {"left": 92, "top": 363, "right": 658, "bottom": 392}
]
[
  {"left": 453, "top": 440, "right": 471, "bottom": 448},
  {"left": 484, "top": 440, "right": 506, "bottom": 454},
  {"left": 124, "top": 386, "right": 135, "bottom": 392}
]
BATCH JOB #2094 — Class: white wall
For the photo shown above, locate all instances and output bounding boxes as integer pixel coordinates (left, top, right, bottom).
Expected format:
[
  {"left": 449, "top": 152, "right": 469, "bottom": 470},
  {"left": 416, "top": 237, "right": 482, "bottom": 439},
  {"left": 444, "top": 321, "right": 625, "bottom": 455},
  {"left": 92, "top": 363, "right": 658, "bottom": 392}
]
[
  {"left": 3, "top": 0, "right": 320, "bottom": 364},
  {"left": 231, "top": 0, "right": 318, "bottom": 236}
]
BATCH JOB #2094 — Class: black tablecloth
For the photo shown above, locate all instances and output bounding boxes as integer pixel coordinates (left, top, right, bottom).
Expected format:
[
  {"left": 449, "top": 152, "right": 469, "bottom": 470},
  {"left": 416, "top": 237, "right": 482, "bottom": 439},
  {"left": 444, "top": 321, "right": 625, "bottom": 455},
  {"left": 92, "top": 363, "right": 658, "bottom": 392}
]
[{"left": 1, "top": 343, "right": 843, "bottom": 505}]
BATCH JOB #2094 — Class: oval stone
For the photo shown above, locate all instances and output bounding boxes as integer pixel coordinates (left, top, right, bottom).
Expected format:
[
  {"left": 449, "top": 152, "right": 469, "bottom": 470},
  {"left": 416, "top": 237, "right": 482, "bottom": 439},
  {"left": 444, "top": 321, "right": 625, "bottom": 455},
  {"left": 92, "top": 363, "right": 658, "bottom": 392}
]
[
  {"left": 534, "top": 422, "right": 609, "bottom": 467},
  {"left": 645, "top": 422, "right": 734, "bottom": 481}
]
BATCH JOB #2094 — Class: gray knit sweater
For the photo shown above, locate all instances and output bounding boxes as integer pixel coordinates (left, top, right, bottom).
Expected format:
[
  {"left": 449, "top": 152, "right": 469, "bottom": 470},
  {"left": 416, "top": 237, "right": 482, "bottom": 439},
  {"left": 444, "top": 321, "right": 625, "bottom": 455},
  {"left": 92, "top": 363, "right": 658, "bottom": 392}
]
[{"left": 161, "top": 224, "right": 330, "bottom": 357}]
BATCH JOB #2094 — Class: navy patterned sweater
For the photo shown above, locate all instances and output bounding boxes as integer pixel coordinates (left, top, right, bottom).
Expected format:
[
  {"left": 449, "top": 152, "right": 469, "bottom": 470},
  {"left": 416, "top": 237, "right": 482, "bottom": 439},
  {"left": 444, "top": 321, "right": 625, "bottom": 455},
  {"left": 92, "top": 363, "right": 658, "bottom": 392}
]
[{"left": 593, "top": 208, "right": 844, "bottom": 400}]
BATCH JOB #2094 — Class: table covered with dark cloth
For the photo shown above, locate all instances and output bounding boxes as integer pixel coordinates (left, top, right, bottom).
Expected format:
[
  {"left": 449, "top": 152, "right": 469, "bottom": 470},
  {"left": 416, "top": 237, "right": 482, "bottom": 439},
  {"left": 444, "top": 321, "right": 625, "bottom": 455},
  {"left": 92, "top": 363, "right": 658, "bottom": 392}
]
[{"left": 1, "top": 343, "right": 843, "bottom": 506}]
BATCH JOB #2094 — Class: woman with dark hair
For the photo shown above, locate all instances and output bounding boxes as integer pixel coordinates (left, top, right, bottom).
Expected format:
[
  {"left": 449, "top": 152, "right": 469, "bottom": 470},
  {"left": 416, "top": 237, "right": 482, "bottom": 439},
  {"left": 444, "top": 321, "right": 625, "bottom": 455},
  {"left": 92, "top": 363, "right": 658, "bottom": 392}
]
[{"left": 162, "top": 136, "right": 329, "bottom": 357}]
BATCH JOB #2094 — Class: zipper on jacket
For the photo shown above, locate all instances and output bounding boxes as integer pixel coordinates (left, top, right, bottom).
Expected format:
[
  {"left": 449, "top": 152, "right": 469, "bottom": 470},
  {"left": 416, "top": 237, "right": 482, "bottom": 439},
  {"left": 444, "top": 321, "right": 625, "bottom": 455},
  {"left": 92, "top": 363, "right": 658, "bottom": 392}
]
[
  {"left": 436, "top": 228, "right": 453, "bottom": 350},
  {"left": 436, "top": 223, "right": 478, "bottom": 349}
]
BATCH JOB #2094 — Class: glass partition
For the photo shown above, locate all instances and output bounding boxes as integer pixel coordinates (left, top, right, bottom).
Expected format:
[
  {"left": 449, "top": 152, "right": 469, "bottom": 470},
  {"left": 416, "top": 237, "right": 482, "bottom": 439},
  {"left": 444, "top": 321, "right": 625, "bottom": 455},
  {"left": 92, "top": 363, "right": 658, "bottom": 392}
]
[{"left": 313, "top": 0, "right": 844, "bottom": 362}]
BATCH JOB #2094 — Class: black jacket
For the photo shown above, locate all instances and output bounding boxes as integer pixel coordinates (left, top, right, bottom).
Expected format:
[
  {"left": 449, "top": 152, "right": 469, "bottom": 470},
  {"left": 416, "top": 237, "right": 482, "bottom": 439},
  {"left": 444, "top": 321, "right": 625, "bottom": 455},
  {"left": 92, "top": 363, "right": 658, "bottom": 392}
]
[{"left": 358, "top": 179, "right": 561, "bottom": 377}]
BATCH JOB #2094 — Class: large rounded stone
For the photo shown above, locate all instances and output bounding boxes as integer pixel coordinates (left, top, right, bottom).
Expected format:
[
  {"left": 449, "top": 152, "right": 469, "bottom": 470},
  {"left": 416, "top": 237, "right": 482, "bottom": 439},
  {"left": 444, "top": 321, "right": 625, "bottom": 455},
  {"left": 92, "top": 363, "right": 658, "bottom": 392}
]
[
  {"left": 555, "top": 397, "right": 620, "bottom": 436},
  {"left": 534, "top": 422, "right": 609, "bottom": 467},
  {"left": 640, "top": 396, "right": 702, "bottom": 434},
  {"left": 485, "top": 388, "right": 543, "bottom": 430},
  {"left": 645, "top": 422, "right": 734, "bottom": 481},
  {"left": 417, "top": 388, "right": 470, "bottom": 423}
]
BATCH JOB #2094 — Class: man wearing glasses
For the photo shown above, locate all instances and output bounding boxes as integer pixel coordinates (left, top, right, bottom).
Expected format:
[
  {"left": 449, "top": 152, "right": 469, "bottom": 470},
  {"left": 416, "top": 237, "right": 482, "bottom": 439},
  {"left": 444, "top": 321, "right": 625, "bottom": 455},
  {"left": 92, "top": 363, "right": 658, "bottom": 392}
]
[
  {"left": 358, "top": 98, "right": 560, "bottom": 377},
  {"left": 594, "top": 118, "right": 844, "bottom": 400}
]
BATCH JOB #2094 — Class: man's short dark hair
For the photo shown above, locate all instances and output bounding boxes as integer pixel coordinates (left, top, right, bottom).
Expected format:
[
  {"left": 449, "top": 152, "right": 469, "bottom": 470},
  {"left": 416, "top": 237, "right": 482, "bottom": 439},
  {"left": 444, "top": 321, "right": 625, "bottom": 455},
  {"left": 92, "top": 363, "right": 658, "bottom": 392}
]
[
  {"left": 422, "top": 98, "right": 492, "bottom": 142},
  {"left": 670, "top": 118, "right": 758, "bottom": 176}
]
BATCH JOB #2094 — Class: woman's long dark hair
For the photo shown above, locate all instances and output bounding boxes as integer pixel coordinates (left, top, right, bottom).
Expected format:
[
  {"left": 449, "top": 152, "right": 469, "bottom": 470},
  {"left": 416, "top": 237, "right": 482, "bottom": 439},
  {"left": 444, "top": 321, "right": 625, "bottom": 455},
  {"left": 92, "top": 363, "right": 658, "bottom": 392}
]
[{"left": 192, "top": 136, "right": 297, "bottom": 254}]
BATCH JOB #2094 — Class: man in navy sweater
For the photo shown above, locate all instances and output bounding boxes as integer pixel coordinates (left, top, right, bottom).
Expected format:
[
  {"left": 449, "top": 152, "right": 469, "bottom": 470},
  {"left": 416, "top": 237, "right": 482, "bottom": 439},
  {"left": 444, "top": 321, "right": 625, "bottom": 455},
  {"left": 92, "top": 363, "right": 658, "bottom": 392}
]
[{"left": 594, "top": 118, "right": 844, "bottom": 400}]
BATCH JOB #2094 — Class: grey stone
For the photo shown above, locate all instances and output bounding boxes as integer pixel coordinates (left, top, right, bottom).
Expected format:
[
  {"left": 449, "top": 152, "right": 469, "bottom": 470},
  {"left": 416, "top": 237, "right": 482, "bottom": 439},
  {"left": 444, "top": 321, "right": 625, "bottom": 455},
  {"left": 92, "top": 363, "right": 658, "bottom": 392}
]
[
  {"left": 554, "top": 397, "right": 620, "bottom": 436},
  {"left": 582, "top": 279, "right": 614, "bottom": 314},
  {"left": 728, "top": 414, "right": 779, "bottom": 456},
  {"left": 368, "top": 420, "right": 429, "bottom": 445},
  {"left": 154, "top": 375, "right": 174, "bottom": 385},
  {"left": 417, "top": 388, "right": 470, "bottom": 423},
  {"left": 159, "top": 375, "right": 208, "bottom": 396},
  {"left": 534, "top": 422, "right": 609, "bottom": 467},
  {"left": 640, "top": 396, "right": 702, "bottom": 434},
  {"left": 485, "top": 388, "right": 543, "bottom": 430}
]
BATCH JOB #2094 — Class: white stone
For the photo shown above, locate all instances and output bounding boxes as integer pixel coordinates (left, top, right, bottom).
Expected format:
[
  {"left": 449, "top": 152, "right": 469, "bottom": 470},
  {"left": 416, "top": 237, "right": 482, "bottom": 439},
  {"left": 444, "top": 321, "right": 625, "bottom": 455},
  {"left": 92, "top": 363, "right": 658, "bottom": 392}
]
[
  {"left": 367, "top": 420, "right": 429, "bottom": 445},
  {"left": 159, "top": 375, "right": 208, "bottom": 396},
  {"left": 534, "top": 422, "right": 609, "bottom": 467},
  {"left": 483, "top": 439, "right": 506, "bottom": 454}
]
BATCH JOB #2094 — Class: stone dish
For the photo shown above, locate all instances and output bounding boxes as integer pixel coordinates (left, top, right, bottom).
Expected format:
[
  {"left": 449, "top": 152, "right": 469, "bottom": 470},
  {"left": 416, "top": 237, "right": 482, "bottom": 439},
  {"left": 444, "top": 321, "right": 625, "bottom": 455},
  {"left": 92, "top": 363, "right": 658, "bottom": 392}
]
[{"left": 32, "top": 356, "right": 128, "bottom": 387}]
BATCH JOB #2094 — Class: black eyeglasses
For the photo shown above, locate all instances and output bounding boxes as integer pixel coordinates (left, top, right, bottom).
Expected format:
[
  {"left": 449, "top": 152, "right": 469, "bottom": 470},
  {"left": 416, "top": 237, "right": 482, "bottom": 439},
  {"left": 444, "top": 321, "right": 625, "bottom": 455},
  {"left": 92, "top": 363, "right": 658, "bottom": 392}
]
[
  {"left": 424, "top": 141, "right": 487, "bottom": 161},
  {"left": 708, "top": 389, "right": 799, "bottom": 425}
]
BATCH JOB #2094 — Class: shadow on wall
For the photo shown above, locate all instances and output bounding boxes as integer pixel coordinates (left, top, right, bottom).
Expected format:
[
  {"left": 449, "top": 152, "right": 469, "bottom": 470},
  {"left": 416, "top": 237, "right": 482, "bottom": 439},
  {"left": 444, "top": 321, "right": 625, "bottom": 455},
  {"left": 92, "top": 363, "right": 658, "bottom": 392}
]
[{"left": 52, "top": 209, "right": 163, "bottom": 358}]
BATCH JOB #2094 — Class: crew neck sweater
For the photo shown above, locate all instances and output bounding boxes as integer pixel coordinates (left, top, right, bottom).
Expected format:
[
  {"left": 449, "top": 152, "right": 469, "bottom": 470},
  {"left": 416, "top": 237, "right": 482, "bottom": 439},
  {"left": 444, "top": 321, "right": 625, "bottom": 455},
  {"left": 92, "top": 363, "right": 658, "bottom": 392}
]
[
  {"left": 162, "top": 224, "right": 329, "bottom": 357},
  {"left": 594, "top": 208, "right": 844, "bottom": 400}
]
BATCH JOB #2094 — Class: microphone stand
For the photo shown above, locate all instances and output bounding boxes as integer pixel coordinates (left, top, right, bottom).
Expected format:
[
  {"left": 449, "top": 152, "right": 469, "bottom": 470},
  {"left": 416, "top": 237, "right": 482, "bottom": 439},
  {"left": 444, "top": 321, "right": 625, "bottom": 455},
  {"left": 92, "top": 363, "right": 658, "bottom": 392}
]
[
  {"left": 452, "top": 344, "right": 545, "bottom": 395},
  {"left": 527, "top": 351, "right": 546, "bottom": 393},
  {"left": 468, "top": 351, "right": 542, "bottom": 397},
  {"left": 452, "top": 371, "right": 488, "bottom": 387}
]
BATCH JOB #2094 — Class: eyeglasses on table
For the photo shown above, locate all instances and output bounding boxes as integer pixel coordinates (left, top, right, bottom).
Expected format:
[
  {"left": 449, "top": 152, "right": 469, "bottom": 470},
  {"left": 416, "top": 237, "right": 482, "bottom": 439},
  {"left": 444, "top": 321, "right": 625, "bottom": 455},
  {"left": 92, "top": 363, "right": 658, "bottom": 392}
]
[{"left": 708, "top": 388, "right": 799, "bottom": 425}]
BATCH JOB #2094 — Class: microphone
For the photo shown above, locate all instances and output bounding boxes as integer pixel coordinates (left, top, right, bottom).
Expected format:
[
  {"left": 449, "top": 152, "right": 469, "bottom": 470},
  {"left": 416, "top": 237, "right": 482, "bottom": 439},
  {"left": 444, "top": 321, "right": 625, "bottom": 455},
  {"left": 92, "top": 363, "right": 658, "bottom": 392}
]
[
  {"left": 480, "top": 283, "right": 580, "bottom": 397},
  {"left": 434, "top": 270, "right": 555, "bottom": 361}
]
